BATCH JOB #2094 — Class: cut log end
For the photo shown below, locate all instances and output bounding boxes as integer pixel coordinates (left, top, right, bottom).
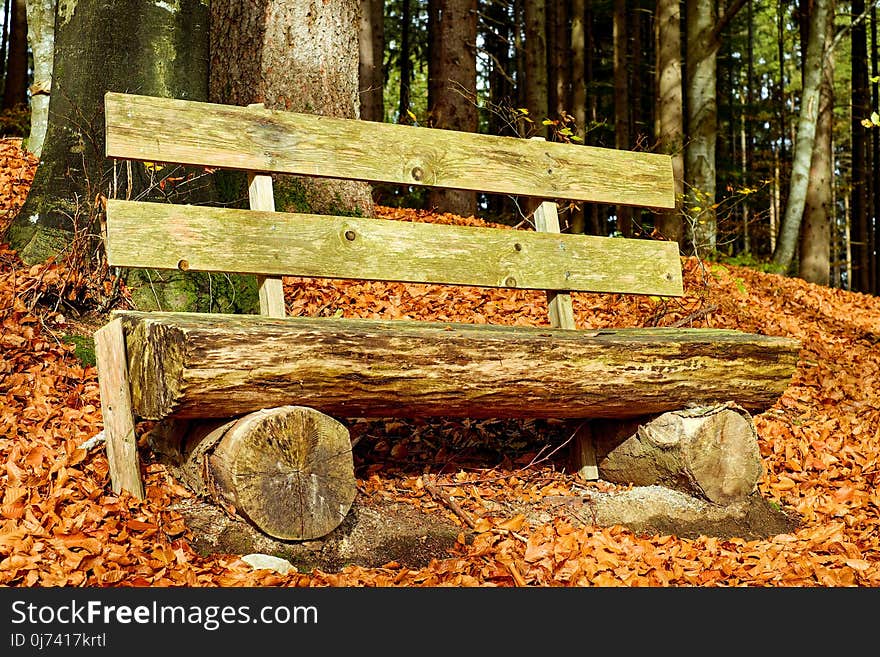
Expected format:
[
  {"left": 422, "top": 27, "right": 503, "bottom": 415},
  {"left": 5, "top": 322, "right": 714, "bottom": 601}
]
[
  {"left": 595, "top": 404, "right": 763, "bottom": 505},
  {"left": 197, "top": 406, "right": 355, "bottom": 541}
]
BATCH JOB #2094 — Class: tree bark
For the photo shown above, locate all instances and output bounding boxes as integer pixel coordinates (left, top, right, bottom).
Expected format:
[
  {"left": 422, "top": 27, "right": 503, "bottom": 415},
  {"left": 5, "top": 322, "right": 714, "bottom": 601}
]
[
  {"left": 23, "top": 0, "right": 54, "bottom": 157},
  {"left": 117, "top": 311, "right": 800, "bottom": 422},
  {"left": 684, "top": 0, "right": 718, "bottom": 256},
  {"left": 6, "top": 0, "right": 211, "bottom": 265},
  {"left": 358, "top": 0, "right": 385, "bottom": 123},
  {"left": 569, "top": 0, "right": 587, "bottom": 234},
  {"left": 426, "top": 0, "right": 478, "bottom": 217},
  {"left": 654, "top": 0, "right": 684, "bottom": 246},
  {"left": 613, "top": 0, "right": 632, "bottom": 237},
  {"left": 150, "top": 406, "right": 356, "bottom": 541},
  {"left": 1, "top": 0, "right": 27, "bottom": 111},
  {"left": 798, "top": 0, "right": 834, "bottom": 286},
  {"left": 397, "top": 0, "right": 412, "bottom": 124},
  {"left": 524, "top": 0, "right": 548, "bottom": 136},
  {"left": 592, "top": 404, "right": 763, "bottom": 505},
  {"left": 210, "top": 0, "right": 374, "bottom": 218},
  {"left": 771, "top": 0, "right": 830, "bottom": 272}
]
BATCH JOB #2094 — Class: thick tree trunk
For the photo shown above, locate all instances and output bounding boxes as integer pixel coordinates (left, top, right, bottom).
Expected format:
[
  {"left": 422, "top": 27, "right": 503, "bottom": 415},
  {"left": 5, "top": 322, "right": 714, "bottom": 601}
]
[
  {"left": 358, "top": 0, "right": 385, "bottom": 123},
  {"left": 798, "top": 1, "right": 834, "bottom": 286},
  {"left": 117, "top": 311, "right": 800, "bottom": 422},
  {"left": 24, "top": 0, "right": 54, "bottom": 157},
  {"left": 654, "top": 0, "right": 684, "bottom": 246},
  {"left": 427, "top": 0, "right": 478, "bottom": 217},
  {"left": 6, "top": 0, "right": 210, "bottom": 264},
  {"left": 210, "top": 0, "right": 374, "bottom": 218},
  {"left": 1, "top": 0, "right": 27, "bottom": 111},
  {"left": 150, "top": 406, "right": 356, "bottom": 541},
  {"left": 771, "top": 0, "right": 830, "bottom": 272},
  {"left": 592, "top": 404, "right": 763, "bottom": 505}
]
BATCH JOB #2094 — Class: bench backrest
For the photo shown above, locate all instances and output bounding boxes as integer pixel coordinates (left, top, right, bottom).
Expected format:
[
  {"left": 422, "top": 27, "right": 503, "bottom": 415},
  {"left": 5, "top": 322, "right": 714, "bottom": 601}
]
[{"left": 102, "top": 92, "right": 683, "bottom": 324}]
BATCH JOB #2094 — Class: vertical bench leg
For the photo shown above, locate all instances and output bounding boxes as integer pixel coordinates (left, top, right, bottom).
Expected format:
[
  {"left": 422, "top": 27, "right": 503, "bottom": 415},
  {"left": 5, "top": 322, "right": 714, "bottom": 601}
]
[
  {"left": 533, "top": 195, "right": 599, "bottom": 481},
  {"left": 94, "top": 318, "right": 145, "bottom": 499}
]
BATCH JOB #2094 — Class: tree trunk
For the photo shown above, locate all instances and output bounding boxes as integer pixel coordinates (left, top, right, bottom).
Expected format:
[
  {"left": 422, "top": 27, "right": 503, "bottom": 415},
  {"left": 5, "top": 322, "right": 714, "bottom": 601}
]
[
  {"left": 871, "top": 6, "right": 879, "bottom": 294},
  {"left": 397, "top": 0, "right": 412, "bottom": 124},
  {"left": 654, "top": 0, "right": 684, "bottom": 246},
  {"left": 24, "top": 0, "right": 54, "bottom": 158},
  {"left": 358, "top": 0, "right": 385, "bottom": 123},
  {"left": 524, "top": 0, "right": 548, "bottom": 136},
  {"left": 150, "top": 406, "right": 356, "bottom": 541},
  {"left": 570, "top": 0, "right": 587, "bottom": 234},
  {"left": 771, "top": 0, "right": 830, "bottom": 272},
  {"left": 117, "top": 311, "right": 800, "bottom": 422},
  {"left": 427, "top": 0, "right": 478, "bottom": 218},
  {"left": 684, "top": 0, "right": 718, "bottom": 256},
  {"left": 210, "top": 0, "right": 374, "bottom": 218},
  {"left": 6, "top": 0, "right": 210, "bottom": 265},
  {"left": 613, "top": 0, "right": 632, "bottom": 237},
  {"left": 547, "top": 0, "right": 568, "bottom": 121},
  {"left": 1, "top": 0, "right": 27, "bottom": 111},
  {"left": 798, "top": 0, "right": 834, "bottom": 286},
  {"left": 483, "top": 0, "right": 515, "bottom": 221},
  {"left": 592, "top": 404, "right": 763, "bottom": 505}
]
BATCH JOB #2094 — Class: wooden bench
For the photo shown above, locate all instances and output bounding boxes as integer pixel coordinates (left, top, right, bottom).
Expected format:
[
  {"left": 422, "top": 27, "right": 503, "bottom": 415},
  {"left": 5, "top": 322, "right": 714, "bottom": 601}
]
[{"left": 94, "top": 92, "right": 801, "bottom": 541}]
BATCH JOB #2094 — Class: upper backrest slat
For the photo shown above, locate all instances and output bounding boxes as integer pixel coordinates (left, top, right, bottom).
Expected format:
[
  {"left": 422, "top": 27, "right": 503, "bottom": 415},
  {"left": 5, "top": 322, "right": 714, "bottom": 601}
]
[
  {"left": 104, "top": 92, "right": 675, "bottom": 209},
  {"left": 105, "top": 200, "right": 684, "bottom": 296}
]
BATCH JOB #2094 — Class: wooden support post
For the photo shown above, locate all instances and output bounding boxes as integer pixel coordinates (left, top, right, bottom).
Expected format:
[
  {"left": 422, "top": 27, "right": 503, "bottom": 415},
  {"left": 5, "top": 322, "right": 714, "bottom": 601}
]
[
  {"left": 528, "top": 140, "right": 598, "bottom": 480},
  {"left": 247, "top": 103, "right": 286, "bottom": 318},
  {"left": 535, "top": 199, "right": 597, "bottom": 480},
  {"left": 94, "top": 318, "right": 145, "bottom": 499}
]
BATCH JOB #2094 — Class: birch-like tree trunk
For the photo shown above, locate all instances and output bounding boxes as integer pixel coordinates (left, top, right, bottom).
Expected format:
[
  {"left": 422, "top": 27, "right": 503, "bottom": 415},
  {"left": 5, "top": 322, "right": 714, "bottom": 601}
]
[
  {"left": 798, "top": 0, "right": 834, "bottom": 285},
  {"left": 24, "top": 0, "right": 54, "bottom": 157},
  {"left": 684, "top": 0, "right": 718, "bottom": 256},
  {"left": 771, "top": 0, "right": 830, "bottom": 271}
]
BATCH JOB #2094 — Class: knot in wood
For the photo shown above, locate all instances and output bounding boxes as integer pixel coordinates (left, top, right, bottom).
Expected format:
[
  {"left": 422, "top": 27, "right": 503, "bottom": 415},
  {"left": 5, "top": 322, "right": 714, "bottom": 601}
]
[{"left": 410, "top": 166, "right": 424, "bottom": 181}]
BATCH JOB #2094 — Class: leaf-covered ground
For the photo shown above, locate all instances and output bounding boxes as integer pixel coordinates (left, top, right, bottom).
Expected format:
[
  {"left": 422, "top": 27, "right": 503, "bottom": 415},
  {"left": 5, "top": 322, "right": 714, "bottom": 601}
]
[{"left": 1, "top": 138, "right": 878, "bottom": 586}]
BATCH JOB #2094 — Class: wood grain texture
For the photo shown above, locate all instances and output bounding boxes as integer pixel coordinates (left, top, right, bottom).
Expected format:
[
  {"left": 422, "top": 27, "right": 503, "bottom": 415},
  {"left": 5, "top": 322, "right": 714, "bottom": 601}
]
[
  {"left": 593, "top": 404, "right": 763, "bottom": 505},
  {"left": 247, "top": 169, "right": 286, "bottom": 318},
  {"left": 104, "top": 92, "right": 675, "bottom": 208},
  {"left": 116, "top": 311, "right": 801, "bottom": 421},
  {"left": 105, "top": 200, "right": 684, "bottom": 296},
  {"left": 204, "top": 406, "right": 355, "bottom": 540},
  {"left": 94, "top": 318, "right": 144, "bottom": 499},
  {"left": 533, "top": 200, "right": 578, "bottom": 328}
]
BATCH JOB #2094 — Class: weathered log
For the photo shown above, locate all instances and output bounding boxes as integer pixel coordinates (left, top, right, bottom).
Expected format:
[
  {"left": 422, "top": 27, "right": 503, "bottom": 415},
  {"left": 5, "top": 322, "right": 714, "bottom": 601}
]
[
  {"left": 117, "top": 312, "right": 800, "bottom": 422},
  {"left": 591, "top": 404, "right": 763, "bottom": 505},
  {"left": 150, "top": 406, "right": 356, "bottom": 541}
]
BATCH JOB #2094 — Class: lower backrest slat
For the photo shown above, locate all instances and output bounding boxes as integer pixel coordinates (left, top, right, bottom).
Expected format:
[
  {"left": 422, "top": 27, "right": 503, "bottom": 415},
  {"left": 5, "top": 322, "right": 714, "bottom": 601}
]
[{"left": 105, "top": 199, "right": 684, "bottom": 297}]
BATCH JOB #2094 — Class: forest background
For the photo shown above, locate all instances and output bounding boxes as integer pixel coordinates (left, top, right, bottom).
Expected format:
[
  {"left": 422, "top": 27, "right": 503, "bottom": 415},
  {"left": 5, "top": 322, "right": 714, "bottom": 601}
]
[{"left": 0, "top": 0, "right": 878, "bottom": 295}]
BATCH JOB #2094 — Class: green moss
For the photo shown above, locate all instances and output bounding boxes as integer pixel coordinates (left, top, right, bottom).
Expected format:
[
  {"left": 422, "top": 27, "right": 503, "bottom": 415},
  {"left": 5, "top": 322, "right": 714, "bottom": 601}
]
[
  {"left": 63, "top": 334, "right": 96, "bottom": 367},
  {"left": 123, "top": 269, "right": 260, "bottom": 313}
]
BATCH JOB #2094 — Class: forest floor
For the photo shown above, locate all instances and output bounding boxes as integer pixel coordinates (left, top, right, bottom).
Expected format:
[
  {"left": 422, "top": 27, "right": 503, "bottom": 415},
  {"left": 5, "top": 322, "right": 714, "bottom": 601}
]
[{"left": 1, "top": 137, "right": 879, "bottom": 587}]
